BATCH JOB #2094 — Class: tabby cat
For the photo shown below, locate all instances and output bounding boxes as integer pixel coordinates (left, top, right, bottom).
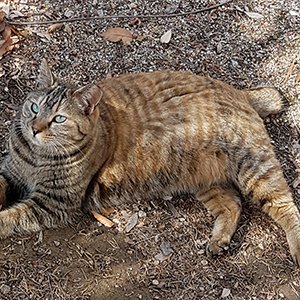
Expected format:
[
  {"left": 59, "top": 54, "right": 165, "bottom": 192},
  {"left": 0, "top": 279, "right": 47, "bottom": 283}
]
[{"left": 0, "top": 60, "right": 299, "bottom": 265}]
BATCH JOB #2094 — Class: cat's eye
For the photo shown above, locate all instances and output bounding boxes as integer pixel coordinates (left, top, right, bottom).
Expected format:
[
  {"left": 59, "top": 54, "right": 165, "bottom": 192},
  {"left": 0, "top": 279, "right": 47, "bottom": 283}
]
[
  {"left": 53, "top": 115, "right": 67, "bottom": 123},
  {"left": 31, "top": 103, "right": 39, "bottom": 114}
]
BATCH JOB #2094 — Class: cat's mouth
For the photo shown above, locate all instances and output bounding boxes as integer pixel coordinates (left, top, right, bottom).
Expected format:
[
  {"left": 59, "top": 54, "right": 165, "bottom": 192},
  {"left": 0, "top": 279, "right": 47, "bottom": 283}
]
[
  {"left": 31, "top": 134, "right": 44, "bottom": 146},
  {"left": 30, "top": 131, "right": 52, "bottom": 146}
]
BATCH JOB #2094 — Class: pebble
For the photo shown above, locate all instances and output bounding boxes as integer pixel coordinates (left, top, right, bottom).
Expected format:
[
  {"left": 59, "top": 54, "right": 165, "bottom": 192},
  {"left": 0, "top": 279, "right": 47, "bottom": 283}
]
[
  {"left": 53, "top": 241, "right": 61, "bottom": 246},
  {"left": 0, "top": 284, "right": 11, "bottom": 295},
  {"left": 138, "top": 210, "right": 146, "bottom": 218},
  {"left": 221, "top": 288, "right": 231, "bottom": 298},
  {"left": 152, "top": 279, "right": 159, "bottom": 286}
]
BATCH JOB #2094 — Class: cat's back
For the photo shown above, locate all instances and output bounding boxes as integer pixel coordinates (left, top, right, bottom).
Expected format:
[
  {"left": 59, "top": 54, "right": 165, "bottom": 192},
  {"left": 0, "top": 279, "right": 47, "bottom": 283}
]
[{"left": 98, "top": 71, "right": 260, "bottom": 135}]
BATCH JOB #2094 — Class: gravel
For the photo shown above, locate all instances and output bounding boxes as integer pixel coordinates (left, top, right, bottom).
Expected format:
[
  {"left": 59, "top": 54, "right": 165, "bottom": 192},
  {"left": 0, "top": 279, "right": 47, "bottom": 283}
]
[{"left": 0, "top": 0, "right": 299, "bottom": 299}]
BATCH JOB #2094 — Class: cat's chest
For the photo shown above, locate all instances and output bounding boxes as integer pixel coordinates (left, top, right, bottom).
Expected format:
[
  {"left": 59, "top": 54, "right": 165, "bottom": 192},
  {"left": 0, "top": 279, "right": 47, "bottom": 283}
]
[{"left": 10, "top": 155, "right": 72, "bottom": 186}]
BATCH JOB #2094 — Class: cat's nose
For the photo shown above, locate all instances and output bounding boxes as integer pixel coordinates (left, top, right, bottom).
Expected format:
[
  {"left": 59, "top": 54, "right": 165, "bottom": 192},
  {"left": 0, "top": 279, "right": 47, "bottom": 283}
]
[{"left": 32, "top": 125, "right": 42, "bottom": 137}]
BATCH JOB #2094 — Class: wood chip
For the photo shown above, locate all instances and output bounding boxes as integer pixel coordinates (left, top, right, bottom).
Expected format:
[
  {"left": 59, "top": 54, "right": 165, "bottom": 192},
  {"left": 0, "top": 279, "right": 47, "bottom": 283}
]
[{"left": 91, "top": 210, "right": 114, "bottom": 227}]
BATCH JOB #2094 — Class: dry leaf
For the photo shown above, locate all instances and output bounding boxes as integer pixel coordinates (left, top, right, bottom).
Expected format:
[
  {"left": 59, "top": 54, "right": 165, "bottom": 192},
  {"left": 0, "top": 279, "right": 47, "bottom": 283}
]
[
  {"left": 48, "top": 23, "right": 64, "bottom": 33},
  {"left": 0, "top": 3, "right": 10, "bottom": 16},
  {"left": 101, "top": 27, "right": 133, "bottom": 46},
  {"left": 160, "top": 29, "right": 172, "bottom": 44},
  {"left": 125, "top": 212, "right": 138, "bottom": 232},
  {"left": 0, "top": 14, "right": 12, "bottom": 58},
  {"left": 245, "top": 11, "right": 264, "bottom": 19},
  {"left": 295, "top": 72, "right": 300, "bottom": 83},
  {"left": 8, "top": 10, "right": 24, "bottom": 19},
  {"left": 91, "top": 210, "right": 114, "bottom": 227},
  {"left": 130, "top": 17, "right": 142, "bottom": 26},
  {"left": 30, "top": 28, "right": 51, "bottom": 41}
]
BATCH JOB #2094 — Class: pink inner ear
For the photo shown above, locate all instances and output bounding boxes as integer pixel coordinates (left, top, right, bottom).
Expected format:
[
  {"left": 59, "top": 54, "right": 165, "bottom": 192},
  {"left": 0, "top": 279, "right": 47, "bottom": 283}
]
[
  {"left": 73, "top": 84, "right": 103, "bottom": 114},
  {"left": 89, "top": 84, "right": 103, "bottom": 109}
]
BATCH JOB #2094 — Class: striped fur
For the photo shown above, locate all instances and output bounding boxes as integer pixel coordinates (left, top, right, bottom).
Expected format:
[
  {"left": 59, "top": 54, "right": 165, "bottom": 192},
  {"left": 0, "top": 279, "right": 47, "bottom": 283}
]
[{"left": 0, "top": 60, "right": 299, "bottom": 265}]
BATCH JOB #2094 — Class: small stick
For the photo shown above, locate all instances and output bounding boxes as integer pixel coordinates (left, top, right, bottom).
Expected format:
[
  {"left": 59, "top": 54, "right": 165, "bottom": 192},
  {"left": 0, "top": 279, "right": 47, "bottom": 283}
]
[
  {"left": 91, "top": 210, "right": 114, "bottom": 228},
  {"left": 7, "top": 0, "right": 233, "bottom": 26}
]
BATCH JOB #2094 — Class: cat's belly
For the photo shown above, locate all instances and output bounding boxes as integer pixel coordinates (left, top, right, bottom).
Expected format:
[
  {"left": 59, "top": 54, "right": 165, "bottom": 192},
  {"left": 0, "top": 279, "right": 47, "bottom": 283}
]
[{"left": 93, "top": 148, "right": 229, "bottom": 209}]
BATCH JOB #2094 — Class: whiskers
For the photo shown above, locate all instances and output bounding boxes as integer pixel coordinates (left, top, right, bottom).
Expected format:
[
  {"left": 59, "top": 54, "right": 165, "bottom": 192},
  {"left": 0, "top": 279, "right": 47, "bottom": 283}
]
[{"left": 55, "top": 137, "right": 85, "bottom": 157}]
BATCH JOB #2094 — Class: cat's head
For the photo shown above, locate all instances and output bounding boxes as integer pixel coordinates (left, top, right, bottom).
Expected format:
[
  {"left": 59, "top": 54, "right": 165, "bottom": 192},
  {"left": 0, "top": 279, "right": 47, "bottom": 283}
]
[{"left": 20, "top": 59, "right": 103, "bottom": 154}]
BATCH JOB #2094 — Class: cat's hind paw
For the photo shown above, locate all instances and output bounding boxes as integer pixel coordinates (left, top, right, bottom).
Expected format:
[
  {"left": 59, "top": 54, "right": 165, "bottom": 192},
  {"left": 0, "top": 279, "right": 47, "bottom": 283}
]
[
  {"left": 206, "top": 235, "right": 230, "bottom": 256},
  {"left": 287, "top": 229, "right": 300, "bottom": 267}
]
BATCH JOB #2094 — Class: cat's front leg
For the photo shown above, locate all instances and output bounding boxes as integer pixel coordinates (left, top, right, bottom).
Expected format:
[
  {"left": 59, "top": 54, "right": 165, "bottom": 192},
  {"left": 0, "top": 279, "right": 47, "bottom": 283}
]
[
  {"left": 0, "top": 175, "right": 8, "bottom": 209},
  {"left": 0, "top": 192, "right": 80, "bottom": 238}
]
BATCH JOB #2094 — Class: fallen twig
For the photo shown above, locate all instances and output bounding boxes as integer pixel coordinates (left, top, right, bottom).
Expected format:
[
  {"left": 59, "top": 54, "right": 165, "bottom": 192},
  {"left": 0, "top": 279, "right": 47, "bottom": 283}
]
[
  {"left": 7, "top": 0, "right": 233, "bottom": 26},
  {"left": 283, "top": 60, "right": 297, "bottom": 84},
  {"left": 91, "top": 210, "right": 114, "bottom": 228}
]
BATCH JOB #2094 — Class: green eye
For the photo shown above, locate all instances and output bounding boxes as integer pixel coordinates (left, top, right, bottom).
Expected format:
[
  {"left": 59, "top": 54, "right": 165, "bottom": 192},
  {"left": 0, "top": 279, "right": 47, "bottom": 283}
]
[
  {"left": 53, "top": 115, "right": 67, "bottom": 123},
  {"left": 31, "top": 103, "right": 39, "bottom": 114}
]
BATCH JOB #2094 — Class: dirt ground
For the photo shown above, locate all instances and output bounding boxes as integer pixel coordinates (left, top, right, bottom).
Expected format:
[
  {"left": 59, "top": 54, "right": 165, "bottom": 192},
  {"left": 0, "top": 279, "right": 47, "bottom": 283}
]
[{"left": 0, "top": 0, "right": 300, "bottom": 299}]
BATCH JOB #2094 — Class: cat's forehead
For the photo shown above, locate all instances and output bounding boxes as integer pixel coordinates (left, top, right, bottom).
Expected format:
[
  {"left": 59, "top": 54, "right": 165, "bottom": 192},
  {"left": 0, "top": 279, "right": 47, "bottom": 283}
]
[{"left": 28, "top": 84, "right": 71, "bottom": 109}]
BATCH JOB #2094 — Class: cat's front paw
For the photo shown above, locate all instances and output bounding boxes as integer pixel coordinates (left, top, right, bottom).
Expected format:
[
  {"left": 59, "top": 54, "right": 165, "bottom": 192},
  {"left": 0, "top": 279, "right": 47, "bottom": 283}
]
[
  {"left": 286, "top": 229, "right": 300, "bottom": 266},
  {"left": 206, "top": 234, "right": 231, "bottom": 256}
]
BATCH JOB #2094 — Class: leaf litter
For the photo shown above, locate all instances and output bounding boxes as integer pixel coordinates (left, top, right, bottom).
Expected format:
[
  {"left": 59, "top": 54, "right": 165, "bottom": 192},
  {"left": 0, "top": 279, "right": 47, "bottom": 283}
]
[{"left": 0, "top": 0, "right": 300, "bottom": 299}]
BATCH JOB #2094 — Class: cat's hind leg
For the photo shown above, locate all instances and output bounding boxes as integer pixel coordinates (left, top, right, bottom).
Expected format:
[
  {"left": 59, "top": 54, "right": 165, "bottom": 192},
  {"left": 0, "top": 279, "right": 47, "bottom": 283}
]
[
  {"left": 237, "top": 149, "right": 300, "bottom": 265},
  {"left": 197, "top": 186, "right": 241, "bottom": 255}
]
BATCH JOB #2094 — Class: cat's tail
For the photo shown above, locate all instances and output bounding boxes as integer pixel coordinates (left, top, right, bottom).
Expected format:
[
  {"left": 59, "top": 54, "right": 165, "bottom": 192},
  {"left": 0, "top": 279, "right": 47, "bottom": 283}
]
[{"left": 245, "top": 87, "right": 284, "bottom": 118}]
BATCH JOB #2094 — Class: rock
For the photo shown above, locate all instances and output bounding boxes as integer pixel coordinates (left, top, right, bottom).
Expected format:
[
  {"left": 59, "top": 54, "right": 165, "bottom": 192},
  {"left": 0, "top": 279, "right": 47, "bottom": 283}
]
[
  {"left": 0, "top": 284, "right": 11, "bottom": 295},
  {"left": 221, "top": 288, "right": 231, "bottom": 298},
  {"left": 160, "top": 240, "right": 173, "bottom": 256},
  {"left": 152, "top": 279, "right": 159, "bottom": 286}
]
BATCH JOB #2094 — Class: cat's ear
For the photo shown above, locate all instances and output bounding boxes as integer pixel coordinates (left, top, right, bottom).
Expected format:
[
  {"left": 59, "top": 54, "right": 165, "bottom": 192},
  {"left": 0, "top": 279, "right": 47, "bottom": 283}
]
[
  {"left": 73, "top": 83, "right": 103, "bottom": 115},
  {"left": 37, "top": 59, "right": 54, "bottom": 89}
]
